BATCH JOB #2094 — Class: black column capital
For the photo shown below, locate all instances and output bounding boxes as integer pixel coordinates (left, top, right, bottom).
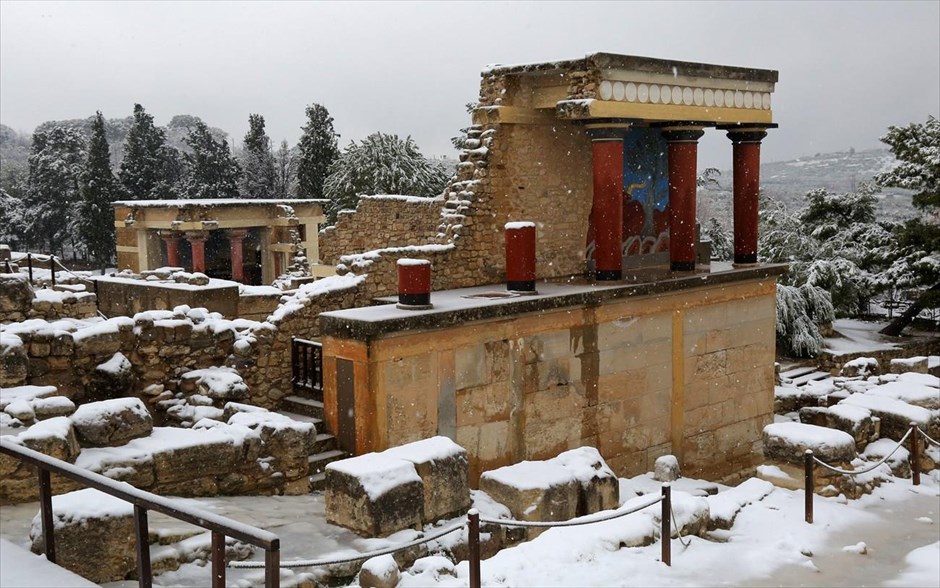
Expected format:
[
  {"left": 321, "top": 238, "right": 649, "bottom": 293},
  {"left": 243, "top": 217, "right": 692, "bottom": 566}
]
[
  {"left": 660, "top": 128, "right": 705, "bottom": 143},
  {"left": 717, "top": 123, "right": 777, "bottom": 144}
]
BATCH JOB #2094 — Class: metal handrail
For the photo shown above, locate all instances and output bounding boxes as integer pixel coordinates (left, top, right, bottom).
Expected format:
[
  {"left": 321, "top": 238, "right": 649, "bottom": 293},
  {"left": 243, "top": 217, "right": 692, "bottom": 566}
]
[{"left": 0, "top": 438, "right": 281, "bottom": 588}]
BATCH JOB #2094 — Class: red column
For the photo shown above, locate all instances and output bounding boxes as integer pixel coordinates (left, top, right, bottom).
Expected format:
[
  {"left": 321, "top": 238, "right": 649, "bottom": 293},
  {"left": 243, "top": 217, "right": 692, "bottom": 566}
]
[
  {"left": 161, "top": 234, "right": 181, "bottom": 267},
  {"left": 661, "top": 127, "right": 705, "bottom": 272},
  {"left": 397, "top": 258, "right": 432, "bottom": 308},
  {"left": 185, "top": 232, "right": 208, "bottom": 274},
  {"left": 505, "top": 221, "right": 536, "bottom": 292},
  {"left": 725, "top": 128, "right": 769, "bottom": 265},
  {"left": 589, "top": 129, "right": 625, "bottom": 281},
  {"left": 228, "top": 229, "right": 248, "bottom": 282}
]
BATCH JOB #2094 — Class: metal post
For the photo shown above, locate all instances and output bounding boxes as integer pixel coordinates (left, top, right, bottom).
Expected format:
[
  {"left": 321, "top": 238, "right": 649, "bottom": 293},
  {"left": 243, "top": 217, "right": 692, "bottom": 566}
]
[
  {"left": 38, "top": 469, "right": 56, "bottom": 563},
  {"left": 27, "top": 253, "right": 33, "bottom": 283},
  {"left": 211, "top": 531, "right": 225, "bottom": 588},
  {"left": 50, "top": 256, "right": 56, "bottom": 288},
  {"left": 804, "top": 450, "right": 814, "bottom": 524},
  {"left": 265, "top": 543, "right": 280, "bottom": 588},
  {"left": 291, "top": 339, "right": 298, "bottom": 385},
  {"left": 134, "top": 505, "right": 152, "bottom": 588},
  {"left": 910, "top": 422, "right": 921, "bottom": 486},
  {"left": 661, "top": 484, "right": 671, "bottom": 566},
  {"left": 468, "top": 509, "right": 481, "bottom": 588}
]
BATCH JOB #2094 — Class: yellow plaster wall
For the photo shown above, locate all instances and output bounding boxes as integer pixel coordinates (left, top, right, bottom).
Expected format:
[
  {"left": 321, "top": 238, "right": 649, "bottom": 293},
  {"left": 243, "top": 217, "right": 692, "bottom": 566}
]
[{"left": 324, "top": 278, "right": 777, "bottom": 485}]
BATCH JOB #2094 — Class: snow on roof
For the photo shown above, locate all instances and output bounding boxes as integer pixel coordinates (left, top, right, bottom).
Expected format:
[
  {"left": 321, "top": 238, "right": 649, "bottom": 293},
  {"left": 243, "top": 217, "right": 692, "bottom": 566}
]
[
  {"left": 112, "top": 198, "right": 328, "bottom": 208},
  {"left": 504, "top": 221, "right": 536, "bottom": 230},
  {"left": 325, "top": 452, "right": 422, "bottom": 501},
  {"left": 396, "top": 258, "right": 431, "bottom": 267}
]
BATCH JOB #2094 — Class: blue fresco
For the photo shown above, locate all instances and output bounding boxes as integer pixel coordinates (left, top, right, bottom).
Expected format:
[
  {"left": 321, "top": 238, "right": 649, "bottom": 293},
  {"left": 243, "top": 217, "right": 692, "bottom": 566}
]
[{"left": 622, "top": 127, "right": 670, "bottom": 238}]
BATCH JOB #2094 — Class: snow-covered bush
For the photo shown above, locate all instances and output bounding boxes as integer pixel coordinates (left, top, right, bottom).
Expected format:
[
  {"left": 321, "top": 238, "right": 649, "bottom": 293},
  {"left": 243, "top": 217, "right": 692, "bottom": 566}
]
[{"left": 776, "top": 283, "right": 834, "bottom": 357}]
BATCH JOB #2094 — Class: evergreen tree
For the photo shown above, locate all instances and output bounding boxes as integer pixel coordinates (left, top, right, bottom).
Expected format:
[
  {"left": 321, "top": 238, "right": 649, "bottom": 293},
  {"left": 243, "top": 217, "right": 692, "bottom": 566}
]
[
  {"left": 79, "top": 112, "right": 119, "bottom": 273},
  {"left": 25, "top": 126, "right": 86, "bottom": 255},
  {"left": 0, "top": 187, "right": 27, "bottom": 250},
  {"left": 240, "top": 114, "right": 276, "bottom": 198},
  {"left": 273, "top": 139, "right": 297, "bottom": 196},
  {"left": 703, "top": 217, "right": 732, "bottom": 262},
  {"left": 180, "top": 120, "right": 242, "bottom": 199},
  {"left": 874, "top": 115, "right": 940, "bottom": 335},
  {"left": 296, "top": 103, "right": 339, "bottom": 199},
  {"left": 119, "top": 104, "right": 175, "bottom": 200},
  {"left": 322, "top": 132, "right": 450, "bottom": 222}
]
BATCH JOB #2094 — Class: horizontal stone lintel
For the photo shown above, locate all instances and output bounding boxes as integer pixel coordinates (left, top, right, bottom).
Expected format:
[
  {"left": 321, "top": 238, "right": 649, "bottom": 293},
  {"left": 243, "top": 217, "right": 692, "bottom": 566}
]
[{"left": 320, "top": 263, "right": 787, "bottom": 341}]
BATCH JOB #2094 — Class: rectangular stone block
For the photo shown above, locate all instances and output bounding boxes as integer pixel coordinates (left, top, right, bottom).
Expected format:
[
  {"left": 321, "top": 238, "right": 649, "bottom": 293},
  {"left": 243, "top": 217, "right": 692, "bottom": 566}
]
[
  {"left": 480, "top": 460, "right": 579, "bottom": 538},
  {"left": 384, "top": 436, "right": 471, "bottom": 523}
]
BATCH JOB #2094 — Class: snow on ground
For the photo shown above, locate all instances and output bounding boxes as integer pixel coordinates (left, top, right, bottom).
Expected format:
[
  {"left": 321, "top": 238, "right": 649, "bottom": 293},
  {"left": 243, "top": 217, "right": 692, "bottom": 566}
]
[
  {"left": 823, "top": 319, "right": 901, "bottom": 355},
  {"left": 0, "top": 537, "right": 97, "bottom": 588}
]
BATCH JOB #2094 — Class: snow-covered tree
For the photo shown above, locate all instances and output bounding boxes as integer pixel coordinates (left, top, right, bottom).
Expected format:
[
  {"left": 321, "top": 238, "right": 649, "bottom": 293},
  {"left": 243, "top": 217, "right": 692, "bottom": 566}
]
[
  {"left": 0, "top": 187, "right": 27, "bottom": 249},
  {"left": 874, "top": 116, "right": 940, "bottom": 335},
  {"left": 776, "top": 283, "right": 835, "bottom": 357},
  {"left": 322, "top": 132, "right": 450, "bottom": 222},
  {"left": 703, "top": 217, "right": 732, "bottom": 262},
  {"left": 180, "top": 121, "right": 242, "bottom": 199},
  {"left": 240, "top": 114, "right": 276, "bottom": 198},
  {"left": 273, "top": 139, "right": 297, "bottom": 197},
  {"left": 296, "top": 103, "right": 339, "bottom": 199},
  {"left": 78, "top": 112, "right": 119, "bottom": 273},
  {"left": 25, "top": 126, "right": 86, "bottom": 255},
  {"left": 119, "top": 104, "right": 177, "bottom": 200}
]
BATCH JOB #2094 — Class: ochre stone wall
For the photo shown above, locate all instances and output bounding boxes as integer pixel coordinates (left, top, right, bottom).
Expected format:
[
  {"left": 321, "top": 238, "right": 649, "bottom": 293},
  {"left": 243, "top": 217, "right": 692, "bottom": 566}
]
[
  {"left": 318, "top": 196, "right": 446, "bottom": 266},
  {"left": 323, "top": 278, "right": 777, "bottom": 484}
]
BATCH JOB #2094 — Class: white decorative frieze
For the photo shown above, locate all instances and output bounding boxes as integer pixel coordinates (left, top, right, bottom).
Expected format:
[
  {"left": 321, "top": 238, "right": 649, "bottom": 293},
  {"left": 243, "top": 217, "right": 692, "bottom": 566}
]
[{"left": 598, "top": 80, "right": 772, "bottom": 110}]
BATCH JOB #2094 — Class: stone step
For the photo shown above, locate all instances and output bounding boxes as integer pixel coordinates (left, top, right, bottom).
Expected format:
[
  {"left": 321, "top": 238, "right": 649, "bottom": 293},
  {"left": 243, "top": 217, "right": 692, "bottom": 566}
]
[
  {"left": 276, "top": 410, "right": 323, "bottom": 430},
  {"left": 308, "top": 449, "right": 348, "bottom": 475},
  {"left": 780, "top": 366, "right": 820, "bottom": 380},
  {"left": 313, "top": 432, "right": 338, "bottom": 455},
  {"left": 281, "top": 395, "right": 324, "bottom": 420},
  {"left": 790, "top": 371, "right": 832, "bottom": 387},
  {"left": 308, "top": 472, "right": 327, "bottom": 492}
]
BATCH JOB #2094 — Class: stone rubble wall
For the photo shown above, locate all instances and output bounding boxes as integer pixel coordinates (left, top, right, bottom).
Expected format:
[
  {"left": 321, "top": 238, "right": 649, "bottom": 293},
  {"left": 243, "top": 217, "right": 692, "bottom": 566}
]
[
  {"left": 318, "top": 195, "right": 447, "bottom": 266},
  {"left": 0, "top": 273, "right": 98, "bottom": 324}
]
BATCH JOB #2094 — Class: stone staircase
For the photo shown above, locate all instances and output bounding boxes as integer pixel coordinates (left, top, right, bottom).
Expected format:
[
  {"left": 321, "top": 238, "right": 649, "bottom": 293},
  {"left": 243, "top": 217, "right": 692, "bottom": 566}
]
[
  {"left": 278, "top": 394, "right": 349, "bottom": 491},
  {"left": 779, "top": 365, "right": 832, "bottom": 387}
]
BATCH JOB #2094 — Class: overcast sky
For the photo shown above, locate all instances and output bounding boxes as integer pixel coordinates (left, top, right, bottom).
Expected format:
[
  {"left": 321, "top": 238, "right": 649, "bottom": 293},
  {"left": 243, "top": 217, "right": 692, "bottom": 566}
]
[{"left": 1, "top": 1, "right": 938, "bottom": 169}]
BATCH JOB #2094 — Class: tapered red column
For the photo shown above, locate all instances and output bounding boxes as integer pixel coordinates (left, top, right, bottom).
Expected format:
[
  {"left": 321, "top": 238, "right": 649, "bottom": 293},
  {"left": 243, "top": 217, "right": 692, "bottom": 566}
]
[
  {"left": 161, "top": 234, "right": 181, "bottom": 267},
  {"left": 588, "top": 125, "right": 627, "bottom": 281},
  {"left": 185, "top": 232, "right": 208, "bottom": 274},
  {"left": 724, "top": 127, "right": 770, "bottom": 265},
  {"left": 228, "top": 229, "right": 248, "bottom": 282},
  {"left": 661, "top": 127, "right": 705, "bottom": 272}
]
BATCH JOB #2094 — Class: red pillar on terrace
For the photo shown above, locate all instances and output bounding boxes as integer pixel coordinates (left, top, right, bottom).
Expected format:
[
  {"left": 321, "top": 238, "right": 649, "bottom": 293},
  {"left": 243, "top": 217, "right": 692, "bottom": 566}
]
[
  {"left": 587, "top": 124, "right": 628, "bottom": 281},
  {"left": 661, "top": 126, "right": 705, "bottom": 272},
  {"left": 228, "top": 229, "right": 248, "bottom": 282},
  {"left": 185, "top": 232, "right": 208, "bottom": 274},
  {"left": 720, "top": 124, "right": 775, "bottom": 266},
  {"left": 161, "top": 234, "right": 181, "bottom": 267}
]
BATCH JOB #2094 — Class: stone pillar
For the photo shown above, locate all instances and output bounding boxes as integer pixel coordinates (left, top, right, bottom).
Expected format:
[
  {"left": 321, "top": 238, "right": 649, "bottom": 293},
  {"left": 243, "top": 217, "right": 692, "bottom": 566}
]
[
  {"left": 397, "top": 258, "right": 432, "bottom": 309},
  {"left": 505, "top": 221, "right": 537, "bottom": 293},
  {"left": 587, "top": 123, "right": 629, "bottom": 281},
  {"left": 161, "top": 234, "right": 181, "bottom": 268},
  {"left": 185, "top": 232, "right": 208, "bottom": 274},
  {"left": 720, "top": 125, "right": 774, "bottom": 266},
  {"left": 661, "top": 126, "right": 705, "bottom": 272},
  {"left": 228, "top": 229, "right": 248, "bottom": 282}
]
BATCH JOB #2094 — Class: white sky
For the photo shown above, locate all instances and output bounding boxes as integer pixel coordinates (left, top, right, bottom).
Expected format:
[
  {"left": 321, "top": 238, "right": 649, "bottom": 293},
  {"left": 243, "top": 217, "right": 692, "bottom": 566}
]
[{"left": 1, "top": 1, "right": 938, "bottom": 169}]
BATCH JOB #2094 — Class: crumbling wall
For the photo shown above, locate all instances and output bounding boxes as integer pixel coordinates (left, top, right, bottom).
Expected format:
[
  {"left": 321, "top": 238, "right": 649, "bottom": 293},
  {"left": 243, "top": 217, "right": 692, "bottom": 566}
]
[{"left": 1, "top": 274, "right": 98, "bottom": 324}]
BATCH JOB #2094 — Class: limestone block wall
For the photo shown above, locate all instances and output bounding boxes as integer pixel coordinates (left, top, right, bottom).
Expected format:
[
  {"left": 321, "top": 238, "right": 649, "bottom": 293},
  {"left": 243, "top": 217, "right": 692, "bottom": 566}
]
[
  {"left": 1, "top": 274, "right": 98, "bottom": 324},
  {"left": 324, "top": 278, "right": 777, "bottom": 484},
  {"left": 318, "top": 196, "right": 446, "bottom": 266}
]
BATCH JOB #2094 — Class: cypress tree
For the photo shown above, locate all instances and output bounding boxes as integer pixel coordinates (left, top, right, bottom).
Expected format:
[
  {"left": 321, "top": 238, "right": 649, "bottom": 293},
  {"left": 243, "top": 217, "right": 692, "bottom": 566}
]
[
  {"left": 79, "top": 112, "right": 119, "bottom": 273},
  {"left": 241, "top": 114, "right": 277, "bottom": 198},
  {"left": 180, "top": 121, "right": 242, "bottom": 199},
  {"left": 296, "top": 103, "right": 339, "bottom": 199},
  {"left": 119, "top": 104, "right": 174, "bottom": 200},
  {"left": 25, "top": 126, "right": 86, "bottom": 255}
]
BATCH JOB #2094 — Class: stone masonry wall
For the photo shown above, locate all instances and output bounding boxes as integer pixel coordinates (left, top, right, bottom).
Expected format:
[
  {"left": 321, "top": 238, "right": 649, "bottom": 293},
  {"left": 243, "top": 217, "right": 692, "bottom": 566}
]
[
  {"left": 344, "top": 278, "right": 777, "bottom": 484},
  {"left": 318, "top": 195, "right": 446, "bottom": 266}
]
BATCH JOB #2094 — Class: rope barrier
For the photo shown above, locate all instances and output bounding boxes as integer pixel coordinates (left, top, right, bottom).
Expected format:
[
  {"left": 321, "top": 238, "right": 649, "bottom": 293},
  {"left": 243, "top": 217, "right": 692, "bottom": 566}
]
[
  {"left": 479, "top": 493, "right": 663, "bottom": 528},
  {"left": 52, "top": 258, "right": 97, "bottom": 284},
  {"left": 811, "top": 427, "right": 912, "bottom": 476},
  {"left": 670, "top": 502, "right": 692, "bottom": 548},
  {"left": 919, "top": 427, "right": 940, "bottom": 448},
  {"left": 228, "top": 518, "right": 467, "bottom": 569}
]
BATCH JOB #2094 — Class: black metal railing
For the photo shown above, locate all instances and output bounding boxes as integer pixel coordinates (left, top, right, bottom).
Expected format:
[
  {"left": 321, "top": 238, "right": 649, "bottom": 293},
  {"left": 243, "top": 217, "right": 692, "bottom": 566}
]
[
  {"left": 291, "top": 338, "right": 323, "bottom": 400},
  {"left": 0, "top": 438, "right": 281, "bottom": 588}
]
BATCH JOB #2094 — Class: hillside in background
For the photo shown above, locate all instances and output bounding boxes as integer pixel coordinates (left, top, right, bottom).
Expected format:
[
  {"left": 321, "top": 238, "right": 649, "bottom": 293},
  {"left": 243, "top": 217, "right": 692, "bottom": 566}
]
[{"left": 698, "top": 148, "right": 917, "bottom": 226}]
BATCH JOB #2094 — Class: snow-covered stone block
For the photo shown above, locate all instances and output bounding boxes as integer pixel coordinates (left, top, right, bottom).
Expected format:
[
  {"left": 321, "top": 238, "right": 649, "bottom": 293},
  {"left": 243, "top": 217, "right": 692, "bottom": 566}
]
[
  {"left": 0, "top": 335, "right": 29, "bottom": 387},
  {"left": 890, "top": 356, "right": 928, "bottom": 374},
  {"left": 87, "top": 352, "right": 135, "bottom": 399},
  {"left": 31, "top": 395, "right": 76, "bottom": 420},
  {"left": 227, "top": 411, "right": 316, "bottom": 479},
  {"left": 180, "top": 367, "right": 248, "bottom": 401},
  {"left": 70, "top": 397, "right": 153, "bottom": 447},
  {"left": 479, "top": 460, "right": 579, "bottom": 539},
  {"left": 29, "top": 488, "right": 136, "bottom": 583},
  {"left": 841, "top": 357, "right": 878, "bottom": 377},
  {"left": 384, "top": 436, "right": 470, "bottom": 523},
  {"left": 840, "top": 393, "right": 938, "bottom": 440},
  {"left": 552, "top": 446, "right": 619, "bottom": 514},
  {"left": 799, "top": 404, "right": 876, "bottom": 450},
  {"left": 865, "top": 381, "right": 940, "bottom": 410},
  {"left": 359, "top": 554, "right": 400, "bottom": 588},
  {"left": 653, "top": 454, "right": 681, "bottom": 482},
  {"left": 325, "top": 453, "right": 424, "bottom": 537},
  {"left": 706, "top": 478, "right": 774, "bottom": 530},
  {"left": 762, "top": 422, "right": 857, "bottom": 465},
  {"left": 17, "top": 416, "right": 81, "bottom": 462}
]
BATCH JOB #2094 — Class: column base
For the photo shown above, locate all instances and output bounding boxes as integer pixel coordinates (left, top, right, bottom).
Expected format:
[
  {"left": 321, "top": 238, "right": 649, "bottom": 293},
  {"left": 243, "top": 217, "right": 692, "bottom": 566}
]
[
  {"left": 671, "top": 261, "right": 696, "bottom": 272},
  {"left": 398, "top": 293, "right": 431, "bottom": 307},
  {"left": 595, "top": 269, "right": 622, "bottom": 281},
  {"left": 734, "top": 254, "right": 759, "bottom": 265},
  {"left": 507, "top": 280, "right": 537, "bottom": 293}
]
